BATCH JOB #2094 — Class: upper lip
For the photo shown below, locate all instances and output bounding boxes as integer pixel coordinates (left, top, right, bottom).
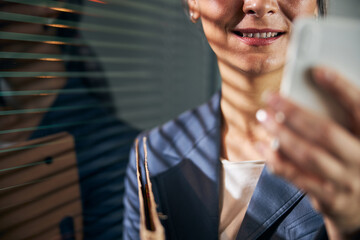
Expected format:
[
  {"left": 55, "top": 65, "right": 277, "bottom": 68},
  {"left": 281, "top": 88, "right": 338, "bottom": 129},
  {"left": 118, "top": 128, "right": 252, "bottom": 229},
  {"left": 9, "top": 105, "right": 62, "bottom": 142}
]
[
  {"left": 233, "top": 28, "right": 284, "bottom": 38},
  {"left": 233, "top": 28, "right": 284, "bottom": 33},
  {"left": 232, "top": 28, "right": 285, "bottom": 34}
]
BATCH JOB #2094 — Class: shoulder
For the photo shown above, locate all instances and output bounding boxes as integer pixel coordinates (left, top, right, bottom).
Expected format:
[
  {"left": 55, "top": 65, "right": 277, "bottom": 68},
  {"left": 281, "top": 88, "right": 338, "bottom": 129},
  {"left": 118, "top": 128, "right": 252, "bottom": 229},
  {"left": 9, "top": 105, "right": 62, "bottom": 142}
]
[{"left": 136, "top": 91, "right": 221, "bottom": 176}]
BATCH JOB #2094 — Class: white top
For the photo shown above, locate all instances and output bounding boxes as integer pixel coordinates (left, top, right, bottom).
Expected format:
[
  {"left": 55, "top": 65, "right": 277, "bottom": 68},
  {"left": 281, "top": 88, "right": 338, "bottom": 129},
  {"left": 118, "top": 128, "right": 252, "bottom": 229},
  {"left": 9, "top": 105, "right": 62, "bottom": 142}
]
[{"left": 219, "top": 159, "right": 265, "bottom": 240}]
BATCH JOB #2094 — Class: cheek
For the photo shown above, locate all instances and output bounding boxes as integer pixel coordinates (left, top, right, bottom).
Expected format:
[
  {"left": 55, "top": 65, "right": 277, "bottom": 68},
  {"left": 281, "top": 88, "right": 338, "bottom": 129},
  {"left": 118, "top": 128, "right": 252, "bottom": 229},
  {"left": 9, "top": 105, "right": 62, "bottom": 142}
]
[
  {"left": 198, "top": 0, "right": 243, "bottom": 27},
  {"left": 199, "top": 0, "right": 243, "bottom": 51},
  {"left": 279, "top": 0, "right": 318, "bottom": 21}
]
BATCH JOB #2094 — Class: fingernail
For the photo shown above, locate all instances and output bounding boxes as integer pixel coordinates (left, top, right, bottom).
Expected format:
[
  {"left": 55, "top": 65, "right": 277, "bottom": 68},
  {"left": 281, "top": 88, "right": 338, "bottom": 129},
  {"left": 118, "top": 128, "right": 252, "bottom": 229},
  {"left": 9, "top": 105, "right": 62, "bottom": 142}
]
[{"left": 256, "top": 109, "right": 267, "bottom": 123}]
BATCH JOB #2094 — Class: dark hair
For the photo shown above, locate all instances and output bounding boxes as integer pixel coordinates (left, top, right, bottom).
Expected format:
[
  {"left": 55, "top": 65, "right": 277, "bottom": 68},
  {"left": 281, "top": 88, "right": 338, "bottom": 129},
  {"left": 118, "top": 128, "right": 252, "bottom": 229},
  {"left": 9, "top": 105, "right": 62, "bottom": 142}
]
[{"left": 182, "top": 0, "right": 328, "bottom": 17}]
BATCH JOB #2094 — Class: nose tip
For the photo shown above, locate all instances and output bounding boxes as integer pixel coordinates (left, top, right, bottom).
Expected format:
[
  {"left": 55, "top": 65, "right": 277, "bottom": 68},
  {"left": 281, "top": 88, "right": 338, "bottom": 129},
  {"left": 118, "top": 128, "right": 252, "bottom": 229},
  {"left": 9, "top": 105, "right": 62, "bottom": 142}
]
[{"left": 243, "top": 1, "right": 276, "bottom": 18}]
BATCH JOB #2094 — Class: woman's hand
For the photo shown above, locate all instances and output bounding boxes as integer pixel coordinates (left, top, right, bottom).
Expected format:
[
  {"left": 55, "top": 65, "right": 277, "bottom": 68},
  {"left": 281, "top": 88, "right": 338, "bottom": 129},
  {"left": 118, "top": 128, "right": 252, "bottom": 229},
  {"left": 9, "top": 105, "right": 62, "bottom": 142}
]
[{"left": 256, "top": 66, "right": 360, "bottom": 240}]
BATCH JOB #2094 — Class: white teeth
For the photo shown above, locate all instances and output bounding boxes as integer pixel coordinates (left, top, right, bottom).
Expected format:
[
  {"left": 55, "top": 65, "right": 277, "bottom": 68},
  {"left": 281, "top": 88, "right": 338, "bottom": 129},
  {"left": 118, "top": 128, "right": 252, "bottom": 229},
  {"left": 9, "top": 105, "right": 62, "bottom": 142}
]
[
  {"left": 240, "top": 31, "right": 280, "bottom": 38},
  {"left": 242, "top": 33, "right": 252, "bottom": 37}
]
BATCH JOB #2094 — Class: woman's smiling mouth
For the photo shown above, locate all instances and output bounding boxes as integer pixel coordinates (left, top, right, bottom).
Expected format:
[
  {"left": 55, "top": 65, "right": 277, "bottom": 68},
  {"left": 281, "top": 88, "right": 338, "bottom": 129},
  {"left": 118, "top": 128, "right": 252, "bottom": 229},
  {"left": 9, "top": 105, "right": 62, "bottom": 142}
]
[{"left": 232, "top": 28, "right": 285, "bottom": 46}]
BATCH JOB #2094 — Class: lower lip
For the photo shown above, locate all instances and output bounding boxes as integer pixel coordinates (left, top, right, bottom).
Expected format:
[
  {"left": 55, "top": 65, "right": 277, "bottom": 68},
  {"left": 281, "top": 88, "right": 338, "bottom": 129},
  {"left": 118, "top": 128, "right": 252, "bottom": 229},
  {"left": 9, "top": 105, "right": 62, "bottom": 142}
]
[{"left": 235, "top": 34, "right": 283, "bottom": 46}]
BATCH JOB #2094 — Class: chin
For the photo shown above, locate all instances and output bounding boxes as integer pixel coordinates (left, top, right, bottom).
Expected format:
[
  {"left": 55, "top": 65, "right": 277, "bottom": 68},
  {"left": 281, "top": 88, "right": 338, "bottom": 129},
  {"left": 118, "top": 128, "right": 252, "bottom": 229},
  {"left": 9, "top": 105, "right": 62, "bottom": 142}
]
[{"left": 232, "top": 53, "right": 285, "bottom": 76}]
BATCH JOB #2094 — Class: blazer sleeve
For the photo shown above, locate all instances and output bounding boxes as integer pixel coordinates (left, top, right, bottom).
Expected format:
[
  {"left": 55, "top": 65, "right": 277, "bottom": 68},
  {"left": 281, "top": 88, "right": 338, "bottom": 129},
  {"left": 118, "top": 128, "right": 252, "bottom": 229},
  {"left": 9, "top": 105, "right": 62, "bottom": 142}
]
[{"left": 123, "top": 141, "right": 141, "bottom": 240}]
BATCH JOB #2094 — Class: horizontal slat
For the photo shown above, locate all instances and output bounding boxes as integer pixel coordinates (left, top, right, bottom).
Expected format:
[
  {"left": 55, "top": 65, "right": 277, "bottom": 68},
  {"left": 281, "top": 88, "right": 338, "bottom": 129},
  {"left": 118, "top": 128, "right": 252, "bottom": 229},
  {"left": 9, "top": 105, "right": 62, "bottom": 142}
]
[
  {"left": 0, "top": 97, "right": 161, "bottom": 115},
  {"left": 0, "top": 32, "right": 158, "bottom": 50},
  {"left": 0, "top": 52, "right": 157, "bottom": 64},
  {"left": 4, "top": 0, "right": 180, "bottom": 25},
  {"left": 0, "top": 70, "right": 150, "bottom": 78},
  {"left": 0, "top": 86, "right": 159, "bottom": 96},
  {"left": 0, "top": 103, "right": 113, "bottom": 115},
  {"left": 0, "top": 12, "right": 162, "bottom": 39},
  {"left": 0, "top": 31, "right": 197, "bottom": 50},
  {"left": 0, "top": 184, "right": 80, "bottom": 230},
  {"left": 0, "top": 52, "right": 200, "bottom": 65},
  {"left": 4, "top": 0, "right": 181, "bottom": 17},
  {"left": 0, "top": 161, "right": 51, "bottom": 173},
  {"left": 0, "top": 141, "right": 70, "bottom": 155},
  {"left": 0, "top": 31, "right": 83, "bottom": 44},
  {"left": 0, "top": 132, "right": 82, "bottom": 239},
  {"left": 0, "top": 199, "right": 82, "bottom": 240},
  {"left": 0, "top": 132, "right": 73, "bottom": 168},
  {"left": 0, "top": 167, "right": 78, "bottom": 209},
  {"left": 0, "top": 151, "right": 76, "bottom": 188},
  {"left": 28, "top": 214, "right": 82, "bottom": 240},
  {"left": 0, "top": 117, "right": 134, "bottom": 135}
]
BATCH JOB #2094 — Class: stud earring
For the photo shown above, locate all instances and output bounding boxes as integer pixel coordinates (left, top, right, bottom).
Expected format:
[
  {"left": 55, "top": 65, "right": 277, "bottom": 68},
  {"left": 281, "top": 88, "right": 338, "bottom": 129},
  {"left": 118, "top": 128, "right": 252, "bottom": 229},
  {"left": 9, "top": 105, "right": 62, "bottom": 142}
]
[{"left": 189, "top": 11, "right": 197, "bottom": 22}]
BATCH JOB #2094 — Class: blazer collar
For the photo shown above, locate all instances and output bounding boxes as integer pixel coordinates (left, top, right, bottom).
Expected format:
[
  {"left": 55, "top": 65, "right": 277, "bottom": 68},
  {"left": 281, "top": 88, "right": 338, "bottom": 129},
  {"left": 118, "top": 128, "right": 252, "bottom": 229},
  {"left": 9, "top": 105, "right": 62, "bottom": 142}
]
[{"left": 156, "top": 92, "right": 222, "bottom": 238}]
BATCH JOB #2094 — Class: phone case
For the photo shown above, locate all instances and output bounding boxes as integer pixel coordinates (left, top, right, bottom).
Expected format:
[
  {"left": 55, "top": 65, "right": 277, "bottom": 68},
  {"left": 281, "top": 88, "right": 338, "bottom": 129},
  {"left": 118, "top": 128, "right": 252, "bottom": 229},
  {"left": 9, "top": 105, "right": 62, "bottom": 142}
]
[{"left": 281, "top": 17, "right": 360, "bottom": 127}]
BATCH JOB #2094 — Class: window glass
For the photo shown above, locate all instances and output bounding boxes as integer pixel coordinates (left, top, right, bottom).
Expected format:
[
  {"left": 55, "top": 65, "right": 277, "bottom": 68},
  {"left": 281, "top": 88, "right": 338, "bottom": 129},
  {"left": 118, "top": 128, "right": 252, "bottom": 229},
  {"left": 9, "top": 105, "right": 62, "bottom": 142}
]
[{"left": 0, "top": 0, "right": 217, "bottom": 239}]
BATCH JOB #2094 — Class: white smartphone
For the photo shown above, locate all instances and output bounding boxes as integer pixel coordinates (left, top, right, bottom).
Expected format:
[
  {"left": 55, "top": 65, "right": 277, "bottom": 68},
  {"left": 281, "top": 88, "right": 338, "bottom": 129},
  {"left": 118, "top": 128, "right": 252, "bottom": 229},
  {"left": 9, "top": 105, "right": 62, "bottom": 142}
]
[{"left": 280, "top": 17, "right": 360, "bottom": 127}]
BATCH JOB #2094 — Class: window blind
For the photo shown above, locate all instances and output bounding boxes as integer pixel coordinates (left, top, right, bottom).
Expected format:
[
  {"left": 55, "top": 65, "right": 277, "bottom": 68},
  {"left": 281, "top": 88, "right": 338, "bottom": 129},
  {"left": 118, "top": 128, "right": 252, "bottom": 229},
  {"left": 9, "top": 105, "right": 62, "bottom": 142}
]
[{"left": 0, "top": 0, "right": 217, "bottom": 239}]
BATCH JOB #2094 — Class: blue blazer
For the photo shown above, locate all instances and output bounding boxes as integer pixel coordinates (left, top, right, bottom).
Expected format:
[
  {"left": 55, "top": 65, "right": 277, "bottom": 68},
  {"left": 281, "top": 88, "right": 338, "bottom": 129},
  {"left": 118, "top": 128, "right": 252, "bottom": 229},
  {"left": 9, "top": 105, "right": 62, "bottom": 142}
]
[{"left": 123, "top": 92, "right": 327, "bottom": 240}]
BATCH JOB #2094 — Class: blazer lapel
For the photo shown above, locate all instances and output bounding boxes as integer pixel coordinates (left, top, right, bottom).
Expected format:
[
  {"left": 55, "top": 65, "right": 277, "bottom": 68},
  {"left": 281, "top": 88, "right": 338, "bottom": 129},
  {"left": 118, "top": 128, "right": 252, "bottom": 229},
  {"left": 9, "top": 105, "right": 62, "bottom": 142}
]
[
  {"left": 236, "top": 167, "right": 304, "bottom": 240},
  {"left": 184, "top": 126, "right": 221, "bottom": 219}
]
